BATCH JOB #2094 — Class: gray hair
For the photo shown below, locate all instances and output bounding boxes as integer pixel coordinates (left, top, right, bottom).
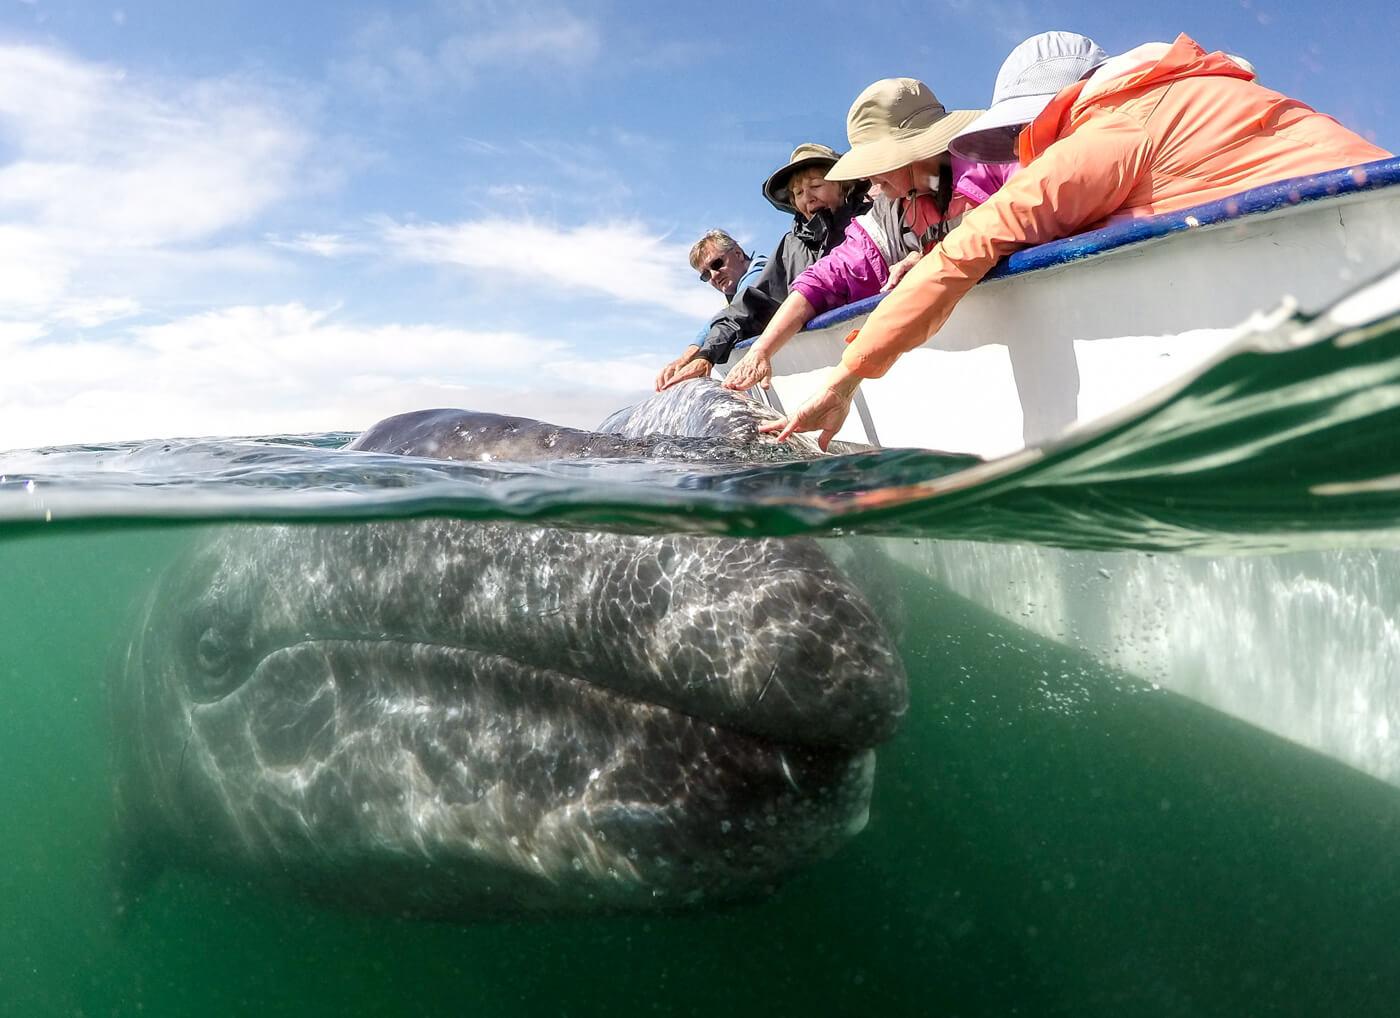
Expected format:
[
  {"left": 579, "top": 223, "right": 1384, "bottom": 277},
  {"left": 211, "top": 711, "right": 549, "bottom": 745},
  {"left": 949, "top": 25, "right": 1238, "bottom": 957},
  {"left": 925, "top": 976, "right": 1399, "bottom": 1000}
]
[{"left": 689, "top": 229, "right": 740, "bottom": 270}]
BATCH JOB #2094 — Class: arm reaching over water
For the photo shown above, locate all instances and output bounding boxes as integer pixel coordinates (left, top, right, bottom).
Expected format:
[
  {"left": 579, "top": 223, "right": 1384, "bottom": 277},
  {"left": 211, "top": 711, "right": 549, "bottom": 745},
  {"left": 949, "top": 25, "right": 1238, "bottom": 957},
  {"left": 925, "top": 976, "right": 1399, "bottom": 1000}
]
[
  {"left": 758, "top": 366, "right": 861, "bottom": 452},
  {"left": 658, "top": 356, "right": 713, "bottom": 390},
  {"left": 655, "top": 345, "right": 705, "bottom": 391},
  {"left": 723, "top": 291, "right": 816, "bottom": 392},
  {"left": 725, "top": 215, "right": 899, "bottom": 393}
]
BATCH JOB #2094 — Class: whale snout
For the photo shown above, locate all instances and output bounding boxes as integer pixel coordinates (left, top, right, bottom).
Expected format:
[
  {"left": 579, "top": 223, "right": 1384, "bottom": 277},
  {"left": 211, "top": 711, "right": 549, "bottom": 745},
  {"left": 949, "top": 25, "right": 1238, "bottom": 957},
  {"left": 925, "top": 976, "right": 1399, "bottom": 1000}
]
[
  {"left": 524, "top": 530, "right": 908, "bottom": 751},
  {"left": 734, "top": 559, "right": 908, "bottom": 748}
]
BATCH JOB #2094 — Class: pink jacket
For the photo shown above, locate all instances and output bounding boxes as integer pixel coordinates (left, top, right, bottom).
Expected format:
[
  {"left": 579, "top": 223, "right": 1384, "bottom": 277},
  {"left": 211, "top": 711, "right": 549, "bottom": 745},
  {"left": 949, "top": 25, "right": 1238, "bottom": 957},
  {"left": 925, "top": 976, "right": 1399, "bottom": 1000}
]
[{"left": 790, "top": 159, "right": 1014, "bottom": 317}]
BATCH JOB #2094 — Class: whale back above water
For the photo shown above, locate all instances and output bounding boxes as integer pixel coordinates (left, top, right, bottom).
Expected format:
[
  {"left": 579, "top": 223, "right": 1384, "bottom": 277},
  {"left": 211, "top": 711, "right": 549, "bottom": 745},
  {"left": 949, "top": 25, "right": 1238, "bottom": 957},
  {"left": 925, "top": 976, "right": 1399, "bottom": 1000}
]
[
  {"left": 114, "top": 382, "right": 907, "bottom": 918},
  {"left": 351, "top": 379, "right": 827, "bottom": 463},
  {"left": 597, "top": 381, "right": 824, "bottom": 451}
]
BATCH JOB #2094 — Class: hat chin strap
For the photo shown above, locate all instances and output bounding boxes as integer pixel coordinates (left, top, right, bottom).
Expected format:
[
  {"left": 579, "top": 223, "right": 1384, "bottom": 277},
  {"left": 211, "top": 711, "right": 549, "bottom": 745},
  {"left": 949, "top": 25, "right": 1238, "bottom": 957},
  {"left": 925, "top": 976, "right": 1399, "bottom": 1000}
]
[{"left": 902, "top": 162, "right": 955, "bottom": 248}]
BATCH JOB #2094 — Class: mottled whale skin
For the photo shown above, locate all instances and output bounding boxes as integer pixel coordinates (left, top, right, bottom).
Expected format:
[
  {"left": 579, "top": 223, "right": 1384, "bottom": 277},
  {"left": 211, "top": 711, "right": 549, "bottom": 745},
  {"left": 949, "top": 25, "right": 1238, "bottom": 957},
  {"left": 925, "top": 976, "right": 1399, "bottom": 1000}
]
[
  {"left": 354, "top": 377, "right": 830, "bottom": 462},
  {"left": 115, "top": 382, "right": 907, "bottom": 918}
]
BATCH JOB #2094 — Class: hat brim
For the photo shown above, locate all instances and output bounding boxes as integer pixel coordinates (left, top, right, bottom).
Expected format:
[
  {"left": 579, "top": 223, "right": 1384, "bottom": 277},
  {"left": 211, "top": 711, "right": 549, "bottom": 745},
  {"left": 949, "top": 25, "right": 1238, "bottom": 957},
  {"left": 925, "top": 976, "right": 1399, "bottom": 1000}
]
[
  {"left": 763, "top": 155, "right": 840, "bottom": 213},
  {"left": 948, "top": 93, "right": 1057, "bottom": 162},
  {"left": 826, "top": 108, "right": 984, "bottom": 181}
]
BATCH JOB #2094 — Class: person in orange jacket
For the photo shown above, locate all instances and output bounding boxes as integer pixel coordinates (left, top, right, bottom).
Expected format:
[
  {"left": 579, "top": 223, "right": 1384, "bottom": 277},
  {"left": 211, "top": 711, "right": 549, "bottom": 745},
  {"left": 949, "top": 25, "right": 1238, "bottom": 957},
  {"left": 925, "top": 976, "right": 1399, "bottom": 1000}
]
[{"left": 765, "top": 32, "right": 1393, "bottom": 450}]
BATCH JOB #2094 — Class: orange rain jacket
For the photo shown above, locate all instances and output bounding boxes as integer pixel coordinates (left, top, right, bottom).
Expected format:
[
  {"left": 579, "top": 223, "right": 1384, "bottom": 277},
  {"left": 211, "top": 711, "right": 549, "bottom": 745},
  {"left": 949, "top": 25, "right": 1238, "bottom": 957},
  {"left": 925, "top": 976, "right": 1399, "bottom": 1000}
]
[{"left": 841, "top": 34, "right": 1392, "bottom": 379}]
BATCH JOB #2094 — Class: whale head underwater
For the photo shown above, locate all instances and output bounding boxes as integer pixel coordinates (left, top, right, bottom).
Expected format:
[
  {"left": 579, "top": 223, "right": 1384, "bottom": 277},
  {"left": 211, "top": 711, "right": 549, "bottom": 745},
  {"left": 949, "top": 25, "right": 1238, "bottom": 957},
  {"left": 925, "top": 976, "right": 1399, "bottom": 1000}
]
[{"left": 114, "top": 382, "right": 908, "bottom": 918}]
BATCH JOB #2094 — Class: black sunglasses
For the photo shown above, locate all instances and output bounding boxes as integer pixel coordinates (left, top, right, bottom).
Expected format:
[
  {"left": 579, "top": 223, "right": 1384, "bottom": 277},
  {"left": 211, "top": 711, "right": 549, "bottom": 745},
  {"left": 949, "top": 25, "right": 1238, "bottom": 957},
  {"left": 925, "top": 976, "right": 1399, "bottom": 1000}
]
[{"left": 698, "top": 255, "right": 726, "bottom": 283}]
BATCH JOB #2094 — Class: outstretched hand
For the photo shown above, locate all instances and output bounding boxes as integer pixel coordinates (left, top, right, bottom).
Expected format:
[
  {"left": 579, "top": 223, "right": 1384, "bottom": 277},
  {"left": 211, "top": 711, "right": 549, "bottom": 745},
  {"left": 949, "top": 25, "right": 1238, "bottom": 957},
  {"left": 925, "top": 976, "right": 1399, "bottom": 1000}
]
[
  {"left": 722, "top": 349, "right": 772, "bottom": 392},
  {"left": 881, "top": 250, "right": 923, "bottom": 293},
  {"left": 757, "top": 385, "right": 853, "bottom": 451},
  {"left": 656, "top": 357, "right": 712, "bottom": 391}
]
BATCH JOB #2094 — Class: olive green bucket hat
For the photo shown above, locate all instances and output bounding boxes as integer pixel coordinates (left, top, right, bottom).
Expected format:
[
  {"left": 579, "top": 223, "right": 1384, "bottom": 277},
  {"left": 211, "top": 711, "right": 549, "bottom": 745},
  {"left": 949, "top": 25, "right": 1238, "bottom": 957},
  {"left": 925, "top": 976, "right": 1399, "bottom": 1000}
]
[
  {"left": 762, "top": 142, "right": 842, "bottom": 213},
  {"left": 826, "top": 78, "right": 984, "bottom": 181}
]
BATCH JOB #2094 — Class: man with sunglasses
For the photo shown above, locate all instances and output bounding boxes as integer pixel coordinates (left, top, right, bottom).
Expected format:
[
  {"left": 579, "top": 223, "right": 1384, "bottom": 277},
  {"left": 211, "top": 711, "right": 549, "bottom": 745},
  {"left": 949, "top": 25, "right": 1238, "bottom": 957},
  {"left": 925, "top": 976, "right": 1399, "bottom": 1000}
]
[
  {"left": 653, "top": 230, "right": 768, "bottom": 391},
  {"left": 695, "top": 231, "right": 758, "bottom": 296}
]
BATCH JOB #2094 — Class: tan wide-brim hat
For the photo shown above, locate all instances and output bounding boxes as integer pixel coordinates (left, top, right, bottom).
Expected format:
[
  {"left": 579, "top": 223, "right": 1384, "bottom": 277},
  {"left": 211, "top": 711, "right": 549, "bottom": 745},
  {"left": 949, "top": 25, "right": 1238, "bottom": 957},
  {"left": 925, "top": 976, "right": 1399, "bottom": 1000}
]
[
  {"left": 762, "top": 142, "right": 841, "bottom": 214},
  {"left": 826, "top": 78, "right": 984, "bottom": 181}
]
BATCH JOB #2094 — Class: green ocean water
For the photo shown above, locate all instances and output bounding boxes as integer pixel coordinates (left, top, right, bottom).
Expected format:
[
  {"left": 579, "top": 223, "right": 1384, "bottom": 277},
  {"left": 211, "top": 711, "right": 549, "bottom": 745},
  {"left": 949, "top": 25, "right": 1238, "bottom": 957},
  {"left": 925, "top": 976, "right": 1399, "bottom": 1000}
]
[{"left": 3, "top": 526, "right": 1400, "bottom": 1017}]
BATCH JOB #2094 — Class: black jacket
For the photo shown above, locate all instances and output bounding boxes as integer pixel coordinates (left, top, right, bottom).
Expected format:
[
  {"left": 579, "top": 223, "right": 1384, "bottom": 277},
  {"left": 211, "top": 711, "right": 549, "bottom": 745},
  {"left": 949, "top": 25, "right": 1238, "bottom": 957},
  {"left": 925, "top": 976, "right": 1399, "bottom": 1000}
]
[{"left": 697, "top": 183, "right": 871, "bottom": 365}]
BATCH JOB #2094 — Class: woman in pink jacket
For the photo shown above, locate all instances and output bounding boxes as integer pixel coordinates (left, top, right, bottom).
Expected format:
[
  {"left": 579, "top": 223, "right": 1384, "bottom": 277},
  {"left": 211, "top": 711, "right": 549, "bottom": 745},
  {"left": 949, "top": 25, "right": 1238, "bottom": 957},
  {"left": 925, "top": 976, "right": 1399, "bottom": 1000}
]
[
  {"left": 722, "top": 78, "right": 1009, "bottom": 393},
  {"left": 765, "top": 32, "right": 1392, "bottom": 449}
]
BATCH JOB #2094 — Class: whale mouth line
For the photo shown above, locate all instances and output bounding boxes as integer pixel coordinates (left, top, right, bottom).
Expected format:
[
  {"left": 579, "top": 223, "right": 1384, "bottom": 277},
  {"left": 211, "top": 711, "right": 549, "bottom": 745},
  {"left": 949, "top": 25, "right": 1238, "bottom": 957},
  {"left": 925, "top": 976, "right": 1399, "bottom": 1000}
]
[{"left": 245, "top": 637, "right": 786, "bottom": 744}]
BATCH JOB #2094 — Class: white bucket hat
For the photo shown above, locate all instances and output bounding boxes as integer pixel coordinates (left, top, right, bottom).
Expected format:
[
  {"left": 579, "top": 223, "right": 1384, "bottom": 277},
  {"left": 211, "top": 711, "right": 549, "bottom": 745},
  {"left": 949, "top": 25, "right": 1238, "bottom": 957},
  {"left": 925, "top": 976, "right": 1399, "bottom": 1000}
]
[
  {"left": 949, "top": 31, "right": 1109, "bottom": 163},
  {"left": 826, "top": 78, "right": 983, "bottom": 181}
]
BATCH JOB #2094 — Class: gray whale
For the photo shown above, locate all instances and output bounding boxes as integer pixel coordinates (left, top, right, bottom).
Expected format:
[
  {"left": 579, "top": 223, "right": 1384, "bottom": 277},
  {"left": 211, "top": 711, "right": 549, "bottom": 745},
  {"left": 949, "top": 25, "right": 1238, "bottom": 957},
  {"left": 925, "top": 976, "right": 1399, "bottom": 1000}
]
[{"left": 114, "top": 382, "right": 907, "bottom": 918}]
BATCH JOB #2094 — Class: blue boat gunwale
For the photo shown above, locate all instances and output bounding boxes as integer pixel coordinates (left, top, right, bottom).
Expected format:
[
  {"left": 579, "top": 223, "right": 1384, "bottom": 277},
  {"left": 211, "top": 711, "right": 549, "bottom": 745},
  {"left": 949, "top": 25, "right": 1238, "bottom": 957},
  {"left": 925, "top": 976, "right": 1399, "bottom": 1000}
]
[{"left": 730, "top": 156, "right": 1400, "bottom": 346}]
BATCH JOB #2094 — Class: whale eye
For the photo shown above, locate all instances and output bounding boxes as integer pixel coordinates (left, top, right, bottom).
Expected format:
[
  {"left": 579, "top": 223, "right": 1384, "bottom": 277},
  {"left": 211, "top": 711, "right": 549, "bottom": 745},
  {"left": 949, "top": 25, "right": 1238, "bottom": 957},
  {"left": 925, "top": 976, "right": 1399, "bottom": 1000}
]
[
  {"left": 186, "top": 616, "right": 248, "bottom": 701},
  {"left": 196, "top": 627, "right": 231, "bottom": 676}
]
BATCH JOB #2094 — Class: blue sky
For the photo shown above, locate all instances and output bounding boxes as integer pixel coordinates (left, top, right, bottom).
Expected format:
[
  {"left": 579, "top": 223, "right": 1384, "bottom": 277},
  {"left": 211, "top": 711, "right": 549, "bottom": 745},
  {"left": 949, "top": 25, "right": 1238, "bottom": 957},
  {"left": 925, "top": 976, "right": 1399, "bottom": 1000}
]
[{"left": 1, "top": 0, "right": 1397, "bottom": 447}]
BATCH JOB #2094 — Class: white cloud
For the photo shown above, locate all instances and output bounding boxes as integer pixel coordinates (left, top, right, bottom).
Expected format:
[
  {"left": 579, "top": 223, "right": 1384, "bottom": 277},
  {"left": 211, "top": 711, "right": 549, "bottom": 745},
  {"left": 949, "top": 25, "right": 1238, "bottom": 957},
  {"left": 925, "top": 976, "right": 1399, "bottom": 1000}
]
[
  {"left": 0, "top": 43, "right": 310, "bottom": 321},
  {"left": 0, "top": 225, "right": 74, "bottom": 310},
  {"left": 0, "top": 303, "right": 649, "bottom": 449},
  {"left": 0, "top": 321, "right": 45, "bottom": 351},
  {"left": 436, "top": 9, "right": 600, "bottom": 79},
  {"left": 447, "top": 136, "right": 636, "bottom": 212},
  {"left": 484, "top": 183, "right": 546, "bottom": 202},
  {"left": 542, "top": 353, "right": 662, "bottom": 393},
  {"left": 384, "top": 217, "right": 724, "bottom": 320},
  {"left": 49, "top": 297, "right": 142, "bottom": 328},
  {"left": 0, "top": 45, "right": 306, "bottom": 244},
  {"left": 333, "top": 4, "right": 601, "bottom": 98},
  {"left": 462, "top": 137, "right": 506, "bottom": 155},
  {"left": 266, "top": 232, "right": 368, "bottom": 258}
]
